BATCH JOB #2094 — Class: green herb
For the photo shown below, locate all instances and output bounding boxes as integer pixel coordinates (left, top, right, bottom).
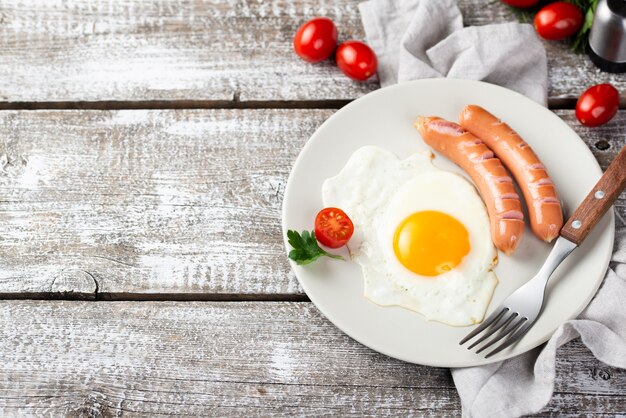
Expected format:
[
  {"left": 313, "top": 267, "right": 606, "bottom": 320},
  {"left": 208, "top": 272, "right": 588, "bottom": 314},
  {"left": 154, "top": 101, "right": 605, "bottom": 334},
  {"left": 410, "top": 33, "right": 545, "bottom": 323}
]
[
  {"left": 571, "top": 0, "right": 598, "bottom": 52},
  {"left": 287, "top": 230, "right": 344, "bottom": 265},
  {"left": 506, "top": 0, "right": 598, "bottom": 53}
]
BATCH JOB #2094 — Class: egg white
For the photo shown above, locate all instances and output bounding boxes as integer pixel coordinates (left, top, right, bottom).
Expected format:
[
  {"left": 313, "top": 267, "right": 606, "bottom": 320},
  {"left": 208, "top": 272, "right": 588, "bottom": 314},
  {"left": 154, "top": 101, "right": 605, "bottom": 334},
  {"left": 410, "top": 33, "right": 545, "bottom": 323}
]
[{"left": 322, "top": 146, "right": 498, "bottom": 326}]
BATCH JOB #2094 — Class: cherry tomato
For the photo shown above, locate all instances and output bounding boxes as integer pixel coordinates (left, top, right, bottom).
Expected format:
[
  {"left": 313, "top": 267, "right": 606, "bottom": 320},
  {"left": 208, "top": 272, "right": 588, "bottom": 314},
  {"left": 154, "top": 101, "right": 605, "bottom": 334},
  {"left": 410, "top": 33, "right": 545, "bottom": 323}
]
[
  {"left": 293, "top": 17, "right": 337, "bottom": 63},
  {"left": 534, "top": 2, "right": 583, "bottom": 40},
  {"left": 575, "top": 84, "right": 620, "bottom": 127},
  {"left": 335, "top": 41, "right": 378, "bottom": 81},
  {"left": 314, "top": 208, "right": 354, "bottom": 249},
  {"left": 501, "top": 0, "right": 539, "bottom": 8}
]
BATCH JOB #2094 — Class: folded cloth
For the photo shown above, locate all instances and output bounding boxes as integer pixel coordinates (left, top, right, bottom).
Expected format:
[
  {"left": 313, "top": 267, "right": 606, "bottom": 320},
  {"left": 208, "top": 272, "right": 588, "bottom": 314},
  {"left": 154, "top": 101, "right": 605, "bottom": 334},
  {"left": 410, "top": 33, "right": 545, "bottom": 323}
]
[
  {"left": 358, "top": 0, "right": 548, "bottom": 105},
  {"left": 359, "top": 1, "right": 625, "bottom": 416},
  {"left": 453, "top": 222, "right": 626, "bottom": 417}
]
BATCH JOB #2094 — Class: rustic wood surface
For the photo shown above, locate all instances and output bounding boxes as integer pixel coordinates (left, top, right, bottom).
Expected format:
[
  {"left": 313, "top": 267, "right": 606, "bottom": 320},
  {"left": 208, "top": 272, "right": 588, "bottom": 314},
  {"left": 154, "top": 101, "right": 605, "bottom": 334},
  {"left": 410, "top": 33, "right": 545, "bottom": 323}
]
[
  {"left": 0, "top": 300, "right": 623, "bottom": 417},
  {"left": 0, "top": 0, "right": 624, "bottom": 106},
  {"left": 0, "top": 109, "right": 624, "bottom": 298},
  {"left": 1, "top": 0, "right": 625, "bottom": 416}
]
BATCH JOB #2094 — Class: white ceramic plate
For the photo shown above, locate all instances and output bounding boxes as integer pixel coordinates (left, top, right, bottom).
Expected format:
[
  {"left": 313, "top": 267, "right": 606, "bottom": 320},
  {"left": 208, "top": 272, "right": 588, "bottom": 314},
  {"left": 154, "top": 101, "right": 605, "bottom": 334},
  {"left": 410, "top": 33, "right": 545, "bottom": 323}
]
[{"left": 282, "top": 79, "right": 614, "bottom": 367}]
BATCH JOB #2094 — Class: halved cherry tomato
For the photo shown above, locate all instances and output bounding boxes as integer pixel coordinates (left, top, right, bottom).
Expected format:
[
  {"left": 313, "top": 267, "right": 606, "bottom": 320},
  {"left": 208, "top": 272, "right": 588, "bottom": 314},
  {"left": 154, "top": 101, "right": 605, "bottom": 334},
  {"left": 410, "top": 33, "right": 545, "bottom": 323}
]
[
  {"left": 336, "top": 41, "right": 378, "bottom": 81},
  {"left": 501, "top": 0, "right": 539, "bottom": 8},
  {"left": 534, "top": 2, "right": 583, "bottom": 40},
  {"left": 314, "top": 207, "right": 354, "bottom": 248},
  {"left": 576, "top": 84, "right": 620, "bottom": 127},
  {"left": 293, "top": 17, "right": 338, "bottom": 63}
]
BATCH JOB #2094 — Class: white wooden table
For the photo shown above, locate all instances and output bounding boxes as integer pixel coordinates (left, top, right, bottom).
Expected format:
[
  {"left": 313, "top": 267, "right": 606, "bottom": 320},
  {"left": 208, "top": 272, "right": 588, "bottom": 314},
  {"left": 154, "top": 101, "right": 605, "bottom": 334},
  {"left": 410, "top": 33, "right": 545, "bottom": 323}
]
[{"left": 0, "top": 1, "right": 624, "bottom": 416}]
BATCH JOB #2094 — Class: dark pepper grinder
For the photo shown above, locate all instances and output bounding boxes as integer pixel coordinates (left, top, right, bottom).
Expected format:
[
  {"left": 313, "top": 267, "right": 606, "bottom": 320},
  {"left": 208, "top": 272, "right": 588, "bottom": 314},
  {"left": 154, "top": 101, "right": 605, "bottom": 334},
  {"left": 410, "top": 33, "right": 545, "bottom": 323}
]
[{"left": 588, "top": 0, "right": 626, "bottom": 72}]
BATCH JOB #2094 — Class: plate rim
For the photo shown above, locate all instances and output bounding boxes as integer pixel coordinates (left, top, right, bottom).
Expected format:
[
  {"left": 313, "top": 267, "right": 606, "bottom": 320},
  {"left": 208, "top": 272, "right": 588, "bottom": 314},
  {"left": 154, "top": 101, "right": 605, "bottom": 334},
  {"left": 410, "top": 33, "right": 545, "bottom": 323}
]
[{"left": 281, "top": 78, "right": 615, "bottom": 367}]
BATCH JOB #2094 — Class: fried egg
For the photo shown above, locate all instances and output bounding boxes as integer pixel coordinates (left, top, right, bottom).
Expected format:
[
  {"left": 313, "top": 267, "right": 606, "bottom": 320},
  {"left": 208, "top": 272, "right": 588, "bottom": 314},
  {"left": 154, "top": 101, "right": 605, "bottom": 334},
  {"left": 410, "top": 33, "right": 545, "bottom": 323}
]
[{"left": 322, "top": 146, "right": 498, "bottom": 326}]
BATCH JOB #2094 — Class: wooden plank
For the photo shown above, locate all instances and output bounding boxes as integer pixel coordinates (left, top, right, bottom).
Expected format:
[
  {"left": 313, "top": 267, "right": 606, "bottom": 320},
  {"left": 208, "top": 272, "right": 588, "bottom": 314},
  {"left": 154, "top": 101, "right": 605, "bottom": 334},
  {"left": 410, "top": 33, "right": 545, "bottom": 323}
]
[
  {"left": 0, "top": 109, "right": 624, "bottom": 297},
  {"left": 0, "top": 0, "right": 374, "bottom": 103},
  {"left": 0, "top": 0, "right": 624, "bottom": 104},
  {"left": 0, "top": 109, "right": 312, "bottom": 297},
  {"left": 0, "top": 300, "right": 622, "bottom": 416}
]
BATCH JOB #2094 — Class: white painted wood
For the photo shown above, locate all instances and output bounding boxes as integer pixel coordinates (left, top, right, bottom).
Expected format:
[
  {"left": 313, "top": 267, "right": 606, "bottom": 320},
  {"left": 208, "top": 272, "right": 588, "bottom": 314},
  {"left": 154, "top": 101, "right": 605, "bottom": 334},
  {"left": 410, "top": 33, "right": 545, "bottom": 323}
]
[
  {"left": 0, "top": 109, "right": 313, "bottom": 296},
  {"left": 47, "top": 268, "right": 98, "bottom": 299},
  {"left": 0, "top": 300, "right": 622, "bottom": 416},
  {"left": 0, "top": 0, "right": 623, "bottom": 103},
  {"left": 0, "top": 109, "right": 624, "bottom": 297},
  {"left": 0, "top": 3, "right": 621, "bottom": 416}
]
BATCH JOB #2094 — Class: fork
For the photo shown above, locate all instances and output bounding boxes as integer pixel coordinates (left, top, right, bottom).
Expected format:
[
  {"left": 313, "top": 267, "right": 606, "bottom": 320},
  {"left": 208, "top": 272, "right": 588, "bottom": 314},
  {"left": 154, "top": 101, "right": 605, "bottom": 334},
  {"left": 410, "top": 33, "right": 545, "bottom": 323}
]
[{"left": 460, "top": 145, "right": 626, "bottom": 358}]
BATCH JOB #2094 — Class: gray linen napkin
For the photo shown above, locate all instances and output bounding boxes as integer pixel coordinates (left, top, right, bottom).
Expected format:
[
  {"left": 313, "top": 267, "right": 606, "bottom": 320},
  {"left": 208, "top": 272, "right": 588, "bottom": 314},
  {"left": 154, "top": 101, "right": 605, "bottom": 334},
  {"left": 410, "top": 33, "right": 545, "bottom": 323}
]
[
  {"left": 358, "top": 0, "right": 548, "bottom": 105},
  {"left": 359, "top": 1, "right": 625, "bottom": 416},
  {"left": 453, "top": 224, "right": 626, "bottom": 417}
]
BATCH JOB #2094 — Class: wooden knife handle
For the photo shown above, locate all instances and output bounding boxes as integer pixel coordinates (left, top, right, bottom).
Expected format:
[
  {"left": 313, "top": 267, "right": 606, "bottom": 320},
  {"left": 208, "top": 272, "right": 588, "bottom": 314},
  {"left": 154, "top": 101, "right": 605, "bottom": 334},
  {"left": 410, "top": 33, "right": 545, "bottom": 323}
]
[{"left": 560, "top": 145, "right": 626, "bottom": 246}]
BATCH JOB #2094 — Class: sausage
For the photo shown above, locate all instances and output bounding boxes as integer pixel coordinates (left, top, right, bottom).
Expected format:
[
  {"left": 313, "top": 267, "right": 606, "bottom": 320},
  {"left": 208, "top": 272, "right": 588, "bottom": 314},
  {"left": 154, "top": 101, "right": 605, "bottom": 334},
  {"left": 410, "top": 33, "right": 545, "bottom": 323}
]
[
  {"left": 459, "top": 105, "right": 563, "bottom": 242},
  {"left": 414, "top": 116, "right": 524, "bottom": 255}
]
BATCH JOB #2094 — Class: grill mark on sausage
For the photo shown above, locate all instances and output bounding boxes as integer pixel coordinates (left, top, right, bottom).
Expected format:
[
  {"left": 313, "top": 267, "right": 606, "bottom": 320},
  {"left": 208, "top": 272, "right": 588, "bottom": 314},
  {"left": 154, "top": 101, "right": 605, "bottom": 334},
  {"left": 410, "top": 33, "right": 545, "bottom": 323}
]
[{"left": 501, "top": 210, "right": 524, "bottom": 220}]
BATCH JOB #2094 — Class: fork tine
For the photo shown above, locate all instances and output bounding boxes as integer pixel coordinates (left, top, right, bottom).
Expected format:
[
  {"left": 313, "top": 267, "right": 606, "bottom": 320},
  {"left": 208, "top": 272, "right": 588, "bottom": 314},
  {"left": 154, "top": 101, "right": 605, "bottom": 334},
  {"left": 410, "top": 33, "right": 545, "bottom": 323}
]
[
  {"left": 459, "top": 308, "right": 508, "bottom": 345},
  {"left": 485, "top": 320, "right": 533, "bottom": 358},
  {"left": 475, "top": 315, "right": 525, "bottom": 354},
  {"left": 467, "top": 311, "right": 516, "bottom": 350}
]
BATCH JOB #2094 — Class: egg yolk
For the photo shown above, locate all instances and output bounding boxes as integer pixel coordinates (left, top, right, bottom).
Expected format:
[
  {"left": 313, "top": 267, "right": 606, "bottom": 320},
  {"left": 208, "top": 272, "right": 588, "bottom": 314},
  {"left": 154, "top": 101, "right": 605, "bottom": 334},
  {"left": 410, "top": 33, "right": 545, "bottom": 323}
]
[{"left": 393, "top": 211, "right": 470, "bottom": 277}]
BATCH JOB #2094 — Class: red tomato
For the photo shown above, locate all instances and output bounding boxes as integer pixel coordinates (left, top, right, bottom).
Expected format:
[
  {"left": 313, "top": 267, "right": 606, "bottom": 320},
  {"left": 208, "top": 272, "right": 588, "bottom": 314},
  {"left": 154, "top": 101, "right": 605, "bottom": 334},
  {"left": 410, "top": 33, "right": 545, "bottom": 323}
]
[
  {"left": 534, "top": 2, "right": 583, "bottom": 40},
  {"left": 576, "top": 84, "right": 620, "bottom": 127},
  {"left": 293, "top": 17, "right": 337, "bottom": 63},
  {"left": 335, "top": 41, "right": 378, "bottom": 81},
  {"left": 501, "top": 0, "right": 539, "bottom": 7},
  {"left": 314, "top": 208, "right": 354, "bottom": 249}
]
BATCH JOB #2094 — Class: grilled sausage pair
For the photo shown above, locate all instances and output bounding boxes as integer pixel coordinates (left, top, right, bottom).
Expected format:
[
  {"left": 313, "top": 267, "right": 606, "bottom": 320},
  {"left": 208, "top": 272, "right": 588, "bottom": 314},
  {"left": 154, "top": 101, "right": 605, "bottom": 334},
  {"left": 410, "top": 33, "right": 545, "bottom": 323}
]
[{"left": 415, "top": 105, "right": 563, "bottom": 255}]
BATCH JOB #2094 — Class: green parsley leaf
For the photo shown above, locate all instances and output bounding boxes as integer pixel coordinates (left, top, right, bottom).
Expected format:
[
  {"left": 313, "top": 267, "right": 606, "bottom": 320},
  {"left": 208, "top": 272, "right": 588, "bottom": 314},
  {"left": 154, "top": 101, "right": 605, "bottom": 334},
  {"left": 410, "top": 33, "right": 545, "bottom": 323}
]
[{"left": 287, "top": 229, "right": 344, "bottom": 265}]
